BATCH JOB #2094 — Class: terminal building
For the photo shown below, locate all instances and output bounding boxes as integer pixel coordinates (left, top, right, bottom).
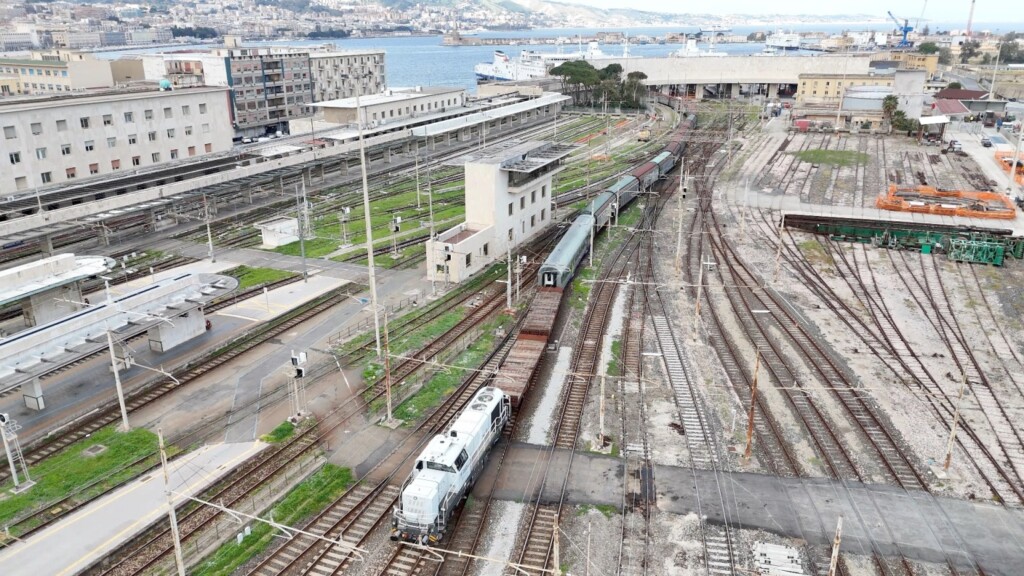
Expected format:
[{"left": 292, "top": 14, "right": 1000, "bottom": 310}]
[
  {"left": 1, "top": 85, "right": 234, "bottom": 192},
  {"left": 426, "top": 140, "right": 574, "bottom": 284}
]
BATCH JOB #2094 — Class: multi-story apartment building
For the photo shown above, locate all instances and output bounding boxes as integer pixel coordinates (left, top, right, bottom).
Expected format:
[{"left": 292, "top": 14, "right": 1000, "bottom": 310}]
[
  {"left": 140, "top": 45, "right": 390, "bottom": 139},
  {"left": 307, "top": 49, "right": 386, "bottom": 102},
  {"left": 1, "top": 86, "right": 233, "bottom": 192},
  {"left": 0, "top": 50, "right": 114, "bottom": 96},
  {"left": 141, "top": 47, "right": 317, "bottom": 139},
  {"left": 217, "top": 48, "right": 313, "bottom": 138}
]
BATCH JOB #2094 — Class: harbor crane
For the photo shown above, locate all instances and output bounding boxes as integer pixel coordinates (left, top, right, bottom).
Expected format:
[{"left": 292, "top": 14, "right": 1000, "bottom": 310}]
[{"left": 887, "top": 10, "right": 914, "bottom": 48}]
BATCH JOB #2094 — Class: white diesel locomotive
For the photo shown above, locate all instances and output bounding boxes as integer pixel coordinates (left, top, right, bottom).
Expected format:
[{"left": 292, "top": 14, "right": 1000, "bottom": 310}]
[{"left": 391, "top": 386, "right": 511, "bottom": 544}]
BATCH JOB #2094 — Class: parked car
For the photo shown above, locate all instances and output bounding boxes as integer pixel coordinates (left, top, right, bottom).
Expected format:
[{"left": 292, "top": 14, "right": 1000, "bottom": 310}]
[{"left": 981, "top": 137, "right": 993, "bottom": 147}]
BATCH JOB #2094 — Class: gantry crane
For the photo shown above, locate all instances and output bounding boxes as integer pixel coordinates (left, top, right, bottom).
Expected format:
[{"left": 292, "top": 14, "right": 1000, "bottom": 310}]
[{"left": 887, "top": 10, "right": 914, "bottom": 48}]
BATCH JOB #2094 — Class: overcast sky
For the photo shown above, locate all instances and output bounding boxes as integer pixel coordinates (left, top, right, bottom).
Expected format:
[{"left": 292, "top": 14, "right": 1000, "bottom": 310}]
[{"left": 551, "top": 0, "right": 1005, "bottom": 24}]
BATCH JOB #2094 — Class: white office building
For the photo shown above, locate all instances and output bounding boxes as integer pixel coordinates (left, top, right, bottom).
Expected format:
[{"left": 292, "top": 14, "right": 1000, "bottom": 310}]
[
  {"left": 1, "top": 85, "right": 233, "bottom": 192},
  {"left": 426, "top": 140, "right": 573, "bottom": 284}
]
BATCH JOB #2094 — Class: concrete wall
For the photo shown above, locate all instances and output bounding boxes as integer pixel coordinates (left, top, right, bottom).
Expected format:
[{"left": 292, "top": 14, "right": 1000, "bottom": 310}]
[
  {"left": 588, "top": 54, "right": 872, "bottom": 86},
  {"left": 110, "top": 58, "right": 145, "bottom": 83},
  {"left": 67, "top": 58, "right": 114, "bottom": 90},
  {"left": 148, "top": 307, "right": 205, "bottom": 353}
]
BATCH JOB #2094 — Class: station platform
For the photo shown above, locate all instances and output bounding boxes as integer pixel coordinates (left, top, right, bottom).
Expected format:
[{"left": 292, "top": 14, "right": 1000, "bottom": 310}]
[{"left": 0, "top": 441, "right": 264, "bottom": 575}]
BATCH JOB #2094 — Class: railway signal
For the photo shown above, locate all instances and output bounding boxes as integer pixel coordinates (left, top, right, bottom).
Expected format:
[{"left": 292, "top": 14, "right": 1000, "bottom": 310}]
[{"left": 0, "top": 413, "right": 33, "bottom": 493}]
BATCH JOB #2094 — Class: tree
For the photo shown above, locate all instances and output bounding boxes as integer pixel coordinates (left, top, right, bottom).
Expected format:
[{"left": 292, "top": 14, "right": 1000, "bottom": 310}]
[
  {"left": 947, "top": 81, "right": 963, "bottom": 89},
  {"left": 882, "top": 95, "right": 899, "bottom": 126},
  {"left": 938, "top": 47, "right": 953, "bottom": 65},
  {"left": 959, "top": 40, "right": 981, "bottom": 63},
  {"left": 549, "top": 60, "right": 601, "bottom": 106},
  {"left": 624, "top": 71, "right": 648, "bottom": 108},
  {"left": 917, "top": 42, "right": 939, "bottom": 54},
  {"left": 598, "top": 63, "right": 622, "bottom": 81},
  {"left": 981, "top": 53, "right": 992, "bottom": 65}
]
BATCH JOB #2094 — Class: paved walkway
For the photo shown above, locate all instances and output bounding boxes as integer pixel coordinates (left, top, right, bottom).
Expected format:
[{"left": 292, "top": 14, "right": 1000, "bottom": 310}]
[
  {"left": 0, "top": 441, "right": 263, "bottom": 576},
  {"left": 491, "top": 444, "right": 1024, "bottom": 575}
]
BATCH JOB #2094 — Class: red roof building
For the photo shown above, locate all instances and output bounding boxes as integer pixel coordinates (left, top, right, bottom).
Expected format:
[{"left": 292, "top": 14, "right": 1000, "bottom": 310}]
[{"left": 932, "top": 88, "right": 989, "bottom": 100}]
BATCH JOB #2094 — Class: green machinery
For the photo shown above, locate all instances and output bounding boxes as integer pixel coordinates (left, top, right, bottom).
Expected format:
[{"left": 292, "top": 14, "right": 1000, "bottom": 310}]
[{"left": 782, "top": 213, "right": 1024, "bottom": 266}]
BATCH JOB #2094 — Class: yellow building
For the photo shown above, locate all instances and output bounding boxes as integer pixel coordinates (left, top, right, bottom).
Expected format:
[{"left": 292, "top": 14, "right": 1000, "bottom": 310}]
[
  {"left": 0, "top": 50, "right": 114, "bottom": 96},
  {"left": 796, "top": 72, "right": 894, "bottom": 104},
  {"left": 875, "top": 51, "right": 939, "bottom": 76}
]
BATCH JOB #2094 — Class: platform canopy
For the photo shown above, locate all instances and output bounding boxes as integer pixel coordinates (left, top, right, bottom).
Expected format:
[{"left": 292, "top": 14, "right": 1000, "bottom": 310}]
[{"left": 0, "top": 254, "right": 114, "bottom": 307}]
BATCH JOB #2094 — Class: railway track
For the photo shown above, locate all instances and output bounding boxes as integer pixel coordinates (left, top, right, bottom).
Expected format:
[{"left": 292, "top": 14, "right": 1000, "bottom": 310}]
[{"left": 0, "top": 285, "right": 361, "bottom": 487}]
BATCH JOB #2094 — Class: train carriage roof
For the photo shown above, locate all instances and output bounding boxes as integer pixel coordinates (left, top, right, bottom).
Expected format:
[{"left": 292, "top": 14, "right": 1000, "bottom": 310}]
[
  {"left": 608, "top": 176, "right": 638, "bottom": 193},
  {"left": 542, "top": 215, "right": 596, "bottom": 270}
]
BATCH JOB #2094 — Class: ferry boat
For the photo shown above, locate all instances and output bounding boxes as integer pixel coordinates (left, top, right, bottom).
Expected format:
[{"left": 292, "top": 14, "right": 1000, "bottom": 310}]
[
  {"left": 766, "top": 31, "right": 802, "bottom": 50},
  {"left": 473, "top": 41, "right": 617, "bottom": 82},
  {"left": 671, "top": 39, "right": 727, "bottom": 58},
  {"left": 700, "top": 24, "right": 732, "bottom": 34}
]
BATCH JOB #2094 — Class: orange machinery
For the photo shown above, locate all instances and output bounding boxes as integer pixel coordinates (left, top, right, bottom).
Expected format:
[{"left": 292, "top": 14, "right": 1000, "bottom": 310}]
[{"left": 876, "top": 184, "right": 1017, "bottom": 220}]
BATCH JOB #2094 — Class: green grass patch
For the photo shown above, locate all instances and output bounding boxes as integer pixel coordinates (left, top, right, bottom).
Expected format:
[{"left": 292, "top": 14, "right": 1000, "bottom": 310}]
[
  {"left": 797, "top": 239, "right": 833, "bottom": 267},
  {"left": 193, "top": 464, "right": 354, "bottom": 576},
  {"left": 606, "top": 338, "right": 622, "bottom": 376},
  {"left": 0, "top": 426, "right": 162, "bottom": 535},
  {"left": 570, "top": 266, "right": 596, "bottom": 311},
  {"left": 577, "top": 503, "right": 618, "bottom": 518},
  {"left": 391, "top": 316, "right": 510, "bottom": 421},
  {"left": 259, "top": 420, "right": 295, "bottom": 443},
  {"left": 792, "top": 149, "right": 869, "bottom": 167},
  {"left": 229, "top": 266, "right": 296, "bottom": 290}
]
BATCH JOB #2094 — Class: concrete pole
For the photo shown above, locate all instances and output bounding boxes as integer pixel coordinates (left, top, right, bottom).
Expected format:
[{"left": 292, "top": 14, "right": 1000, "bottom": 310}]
[
  {"left": 296, "top": 183, "right": 308, "bottom": 283},
  {"left": 506, "top": 244, "right": 513, "bottom": 311},
  {"left": 599, "top": 373, "right": 605, "bottom": 446},
  {"left": 989, "top": 42, "right": 1001, "bottom": 100},
  {"left": 552, "top": 512, "right": 560, "bottom": 570},
  {"left": 203, "top": 194, "right": 215, "bottom": 263},
  {"left": 589, "top": 225, "right": 594, "bottom": 268},
  {"left": 692, "top": 259, "right": 704, "bottom": 341},
  {"left": 743, "top": 350, "right": 761, "bottom": 460},
  {"left": 414, "top": 144, "right": 421, "bottom": 210},
  {"left": 106, "top": 329, "right": 131, "bottom": 433},
  {"left": 158, "top": 428, "right": 186, "bottom": 576},
  {"left": 773, "top": 224, "right": 784, "bottom": 283},
  {"left": 674, "top": 170, "right": 685, "bottom": 272},
  {"left": 944, "top": 373, "right": 968, "bottom": 471},
  {"left": 828, "top": 516, "right": 843, "bottom": 576},
  {"left": 383, "top": 307, "right": 393, "bottom": 423},
  {"left": 355, "top": 78, "right": 383, "bottom": 359},
  {"left": 1008, "top": 124, "right": 1024, "bottom": 196}
]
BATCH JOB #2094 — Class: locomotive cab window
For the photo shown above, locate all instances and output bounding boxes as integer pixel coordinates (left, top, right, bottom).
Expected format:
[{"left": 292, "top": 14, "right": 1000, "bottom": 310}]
[{"left": 455, "top": 450, "right": 468, "bottom": 471}]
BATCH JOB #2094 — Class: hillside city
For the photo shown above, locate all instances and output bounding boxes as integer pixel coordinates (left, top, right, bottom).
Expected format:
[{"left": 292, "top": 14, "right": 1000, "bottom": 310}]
[{"left": 1, "top": 0, "right": 1024, "bottom": 574}]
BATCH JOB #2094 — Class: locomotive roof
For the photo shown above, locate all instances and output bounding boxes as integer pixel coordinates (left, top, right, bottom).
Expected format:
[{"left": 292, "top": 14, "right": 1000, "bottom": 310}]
[{"left": 542, "top": 215, "right": 595, "bottom": 270}]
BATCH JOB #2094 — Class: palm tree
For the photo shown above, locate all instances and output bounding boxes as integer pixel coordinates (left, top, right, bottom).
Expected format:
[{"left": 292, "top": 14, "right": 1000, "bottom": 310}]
[{"left": 882, "top": 95, "right": 899, "bottom": 128}]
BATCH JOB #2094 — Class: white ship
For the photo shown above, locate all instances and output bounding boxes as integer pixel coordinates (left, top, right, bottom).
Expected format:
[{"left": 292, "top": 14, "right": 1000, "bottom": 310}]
[
  {"left": 766, "top": 31, "right": 802, "bottom": 50},
  {"left": 474, "top": 41, "right": 621, "bottom": 82},
  {"left": 671, "top": 39, "right": 727, "bottom": 58},
  {"left": 700, "top": 24, "right": 732, "bottom": 34}
]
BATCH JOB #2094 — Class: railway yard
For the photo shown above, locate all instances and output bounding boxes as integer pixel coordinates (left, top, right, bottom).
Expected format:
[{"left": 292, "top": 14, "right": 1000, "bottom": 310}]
[{"left": 0, "top": 97, "right": 1023, "bottom": 576}]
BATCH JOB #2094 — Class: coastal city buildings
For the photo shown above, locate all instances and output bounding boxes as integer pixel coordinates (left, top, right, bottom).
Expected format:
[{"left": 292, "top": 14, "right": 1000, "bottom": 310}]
[
  {"left": 1, "top": 85, "right": 233, "bottom": 191},
  {"left": 140, "top": 45, "right": 387, "bottom": 139},
  {"left": 0, "top": 50, "right": 115, "bottom": 96}
]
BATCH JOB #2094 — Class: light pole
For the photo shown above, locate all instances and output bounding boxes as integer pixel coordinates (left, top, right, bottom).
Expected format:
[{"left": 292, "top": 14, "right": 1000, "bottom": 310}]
[{"left": 346, "top": 71, "right": 383, "bottom": 358}]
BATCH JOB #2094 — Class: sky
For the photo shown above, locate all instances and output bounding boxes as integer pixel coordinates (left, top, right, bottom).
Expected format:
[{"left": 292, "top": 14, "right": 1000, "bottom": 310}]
[{"left": 548, "top": 0, "right": 1000, "bottom": 23}]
